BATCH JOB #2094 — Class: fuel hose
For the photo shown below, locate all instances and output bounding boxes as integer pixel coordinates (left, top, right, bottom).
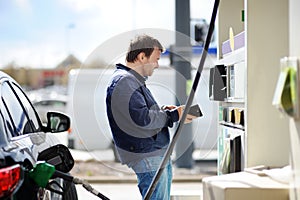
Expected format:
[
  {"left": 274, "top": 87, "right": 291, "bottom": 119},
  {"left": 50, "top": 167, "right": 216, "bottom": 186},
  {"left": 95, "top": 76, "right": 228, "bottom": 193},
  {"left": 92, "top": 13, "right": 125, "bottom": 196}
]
[{"left": 144, "top": 0, "right": 220, "bottom": 199}]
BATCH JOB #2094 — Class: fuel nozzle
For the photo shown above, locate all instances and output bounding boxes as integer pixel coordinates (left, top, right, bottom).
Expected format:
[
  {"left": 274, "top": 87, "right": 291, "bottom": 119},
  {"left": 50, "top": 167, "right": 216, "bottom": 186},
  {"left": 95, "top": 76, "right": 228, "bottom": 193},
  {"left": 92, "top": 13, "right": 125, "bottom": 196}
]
[{"left": 28, "top": 161, "right": 55, "bottom": 188}]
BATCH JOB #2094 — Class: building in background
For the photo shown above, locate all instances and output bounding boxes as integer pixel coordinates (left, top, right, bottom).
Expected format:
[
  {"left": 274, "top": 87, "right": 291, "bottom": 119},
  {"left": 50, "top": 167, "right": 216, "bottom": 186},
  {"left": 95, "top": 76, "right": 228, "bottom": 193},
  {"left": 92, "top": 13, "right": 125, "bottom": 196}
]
[{"left": 2, "top": 54, "right": 82, "bottom": 90}]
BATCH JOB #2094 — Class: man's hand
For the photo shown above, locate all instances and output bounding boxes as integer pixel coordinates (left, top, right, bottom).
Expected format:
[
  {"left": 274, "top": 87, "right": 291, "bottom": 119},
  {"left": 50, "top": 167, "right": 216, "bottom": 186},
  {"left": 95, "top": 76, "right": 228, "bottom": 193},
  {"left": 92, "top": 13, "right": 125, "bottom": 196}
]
[
  {"left": 177, "top": 105, "right": 197, "bottom": 124},
  {"left": 163, "top": 105, "right": 197, "bottom": 124},
  {"left": 184, "top": 114, "right": 197, "bottom": 124},
  {"left": 161, "top": 105, "right": 177, "bottom": 110}
]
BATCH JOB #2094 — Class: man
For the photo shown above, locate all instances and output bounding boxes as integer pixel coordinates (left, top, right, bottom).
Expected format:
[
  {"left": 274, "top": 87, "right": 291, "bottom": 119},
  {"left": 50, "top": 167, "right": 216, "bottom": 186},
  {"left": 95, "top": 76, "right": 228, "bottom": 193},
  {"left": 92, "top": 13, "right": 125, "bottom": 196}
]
[{"left": 106, "top": 34, "right": 194, "bottom": 199}]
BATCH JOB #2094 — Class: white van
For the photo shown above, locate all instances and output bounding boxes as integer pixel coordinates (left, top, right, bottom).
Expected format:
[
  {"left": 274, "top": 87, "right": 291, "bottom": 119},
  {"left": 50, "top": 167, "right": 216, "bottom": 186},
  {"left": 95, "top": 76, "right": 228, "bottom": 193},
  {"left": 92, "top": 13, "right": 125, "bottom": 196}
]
[{"left": 66, "top": 69, "right": 113, "bottom": 150}]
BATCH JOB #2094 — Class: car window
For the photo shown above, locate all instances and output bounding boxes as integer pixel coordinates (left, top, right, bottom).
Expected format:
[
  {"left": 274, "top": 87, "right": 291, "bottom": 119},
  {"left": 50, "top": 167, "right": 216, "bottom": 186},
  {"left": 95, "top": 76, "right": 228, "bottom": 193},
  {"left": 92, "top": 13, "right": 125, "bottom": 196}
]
[
  {"left": 10, "top": 83, "right": 41, "bottom": 130},
  {"left": 1, "top": 81, "right": 40, "bottom": 136},
  {"left": 0, "top": 100, "right": 17, "bottom": 137},
  {"left": 0, "top": 111, "right": 9, "bottom": 144}
]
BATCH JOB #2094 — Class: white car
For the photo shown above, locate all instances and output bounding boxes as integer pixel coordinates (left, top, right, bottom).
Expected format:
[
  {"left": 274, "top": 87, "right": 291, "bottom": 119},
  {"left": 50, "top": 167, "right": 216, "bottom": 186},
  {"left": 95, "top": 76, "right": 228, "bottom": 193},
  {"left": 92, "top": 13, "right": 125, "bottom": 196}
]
[{"left": 0, "top": 71, "right": 77, "bottom": 199}]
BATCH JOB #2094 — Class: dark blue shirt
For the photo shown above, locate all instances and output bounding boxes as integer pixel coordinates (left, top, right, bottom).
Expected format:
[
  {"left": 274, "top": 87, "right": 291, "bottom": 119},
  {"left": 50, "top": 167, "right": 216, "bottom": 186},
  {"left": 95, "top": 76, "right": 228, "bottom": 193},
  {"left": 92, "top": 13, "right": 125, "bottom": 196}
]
[{"left": 106, "top": 64, "right": 179, "bottom": 164}]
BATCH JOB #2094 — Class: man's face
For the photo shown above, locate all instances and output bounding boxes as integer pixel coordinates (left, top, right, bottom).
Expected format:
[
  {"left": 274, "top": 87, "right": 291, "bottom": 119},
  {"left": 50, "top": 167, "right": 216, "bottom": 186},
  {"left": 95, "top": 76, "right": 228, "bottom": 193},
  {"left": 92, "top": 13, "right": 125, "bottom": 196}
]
[{"left": 141, "top": 47, "right": 161, "bottom": 77}]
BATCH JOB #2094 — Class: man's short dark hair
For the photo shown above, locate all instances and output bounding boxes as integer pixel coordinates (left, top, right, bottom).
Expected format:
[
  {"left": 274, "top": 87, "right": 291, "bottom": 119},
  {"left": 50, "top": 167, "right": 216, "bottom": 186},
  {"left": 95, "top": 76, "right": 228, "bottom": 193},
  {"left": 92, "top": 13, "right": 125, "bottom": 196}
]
[{"left": 126, "top": 34, "right": 164, "bottom": 63}]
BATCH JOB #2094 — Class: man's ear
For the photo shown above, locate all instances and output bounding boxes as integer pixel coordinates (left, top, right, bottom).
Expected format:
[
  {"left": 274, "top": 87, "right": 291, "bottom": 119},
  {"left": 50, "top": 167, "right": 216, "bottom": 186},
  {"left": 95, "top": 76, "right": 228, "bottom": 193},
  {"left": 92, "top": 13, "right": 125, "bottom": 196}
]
[{"left": 137, "top": 52, "right": 146, "bottom": 62}]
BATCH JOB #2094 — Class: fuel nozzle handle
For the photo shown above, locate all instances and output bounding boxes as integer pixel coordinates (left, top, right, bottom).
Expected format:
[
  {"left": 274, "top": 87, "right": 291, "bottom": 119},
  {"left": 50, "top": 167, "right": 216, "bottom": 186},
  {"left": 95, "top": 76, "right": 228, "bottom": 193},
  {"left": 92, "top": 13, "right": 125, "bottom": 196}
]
[{"left": 29, "top": 161, "right": 110, "bottom": 200}]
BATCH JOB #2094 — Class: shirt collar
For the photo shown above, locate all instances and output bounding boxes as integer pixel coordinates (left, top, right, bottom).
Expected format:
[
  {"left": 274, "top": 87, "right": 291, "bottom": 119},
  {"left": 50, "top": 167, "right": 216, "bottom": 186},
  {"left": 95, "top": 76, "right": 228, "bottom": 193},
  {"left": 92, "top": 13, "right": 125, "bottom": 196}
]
[{"left": 116, "top": 63, "right": 147, "bottom": 84}]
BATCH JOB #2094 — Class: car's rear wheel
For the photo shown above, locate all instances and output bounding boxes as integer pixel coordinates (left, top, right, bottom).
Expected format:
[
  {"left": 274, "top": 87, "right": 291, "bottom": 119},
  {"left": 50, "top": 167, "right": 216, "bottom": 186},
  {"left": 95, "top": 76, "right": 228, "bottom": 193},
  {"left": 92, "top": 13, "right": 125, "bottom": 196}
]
[
  {"left": 49, "top": 178, "right": 78, "bottom": 200},
  {"left": 63, "top": 180, "right": 78, "bottom": 200}
]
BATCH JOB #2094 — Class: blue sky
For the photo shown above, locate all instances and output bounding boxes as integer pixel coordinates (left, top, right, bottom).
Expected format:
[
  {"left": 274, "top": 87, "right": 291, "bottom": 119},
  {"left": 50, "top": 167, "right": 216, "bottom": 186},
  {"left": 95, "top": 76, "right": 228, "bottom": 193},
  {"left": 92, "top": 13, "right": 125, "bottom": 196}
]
[{"left": 0, "top": 0, "right": 213, "bottom": 68}]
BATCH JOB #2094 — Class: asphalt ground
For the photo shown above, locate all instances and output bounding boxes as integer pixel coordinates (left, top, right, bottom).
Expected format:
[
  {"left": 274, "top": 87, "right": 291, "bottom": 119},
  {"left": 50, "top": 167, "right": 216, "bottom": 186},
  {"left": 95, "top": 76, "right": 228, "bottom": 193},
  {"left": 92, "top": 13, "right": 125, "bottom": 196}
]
[{"left": 69, "top": 149, "right": 217, "bottom": 183}]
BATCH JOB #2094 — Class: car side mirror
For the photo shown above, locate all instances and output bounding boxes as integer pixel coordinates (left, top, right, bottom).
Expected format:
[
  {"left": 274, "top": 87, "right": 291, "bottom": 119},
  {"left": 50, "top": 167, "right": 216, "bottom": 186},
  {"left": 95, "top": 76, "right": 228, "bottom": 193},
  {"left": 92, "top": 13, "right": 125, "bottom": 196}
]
[{"left": 46, "top": 112, "right": 70, "bottom": 133}]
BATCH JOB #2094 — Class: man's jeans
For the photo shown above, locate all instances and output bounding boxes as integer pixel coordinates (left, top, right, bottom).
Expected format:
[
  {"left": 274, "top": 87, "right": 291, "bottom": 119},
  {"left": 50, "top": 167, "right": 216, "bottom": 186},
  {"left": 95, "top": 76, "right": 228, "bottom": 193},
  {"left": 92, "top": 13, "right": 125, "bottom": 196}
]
[{"left": 128, "top": 156, "right": 172, "bottom": 200}]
